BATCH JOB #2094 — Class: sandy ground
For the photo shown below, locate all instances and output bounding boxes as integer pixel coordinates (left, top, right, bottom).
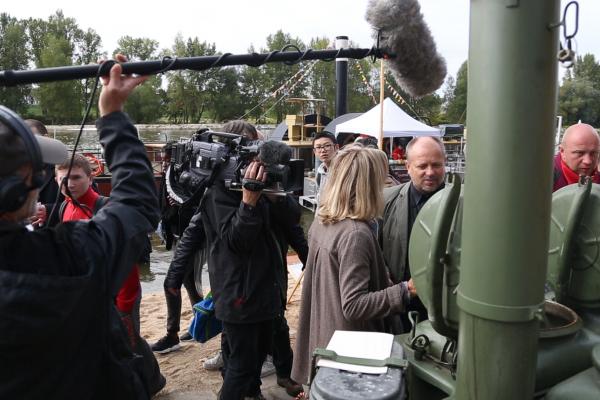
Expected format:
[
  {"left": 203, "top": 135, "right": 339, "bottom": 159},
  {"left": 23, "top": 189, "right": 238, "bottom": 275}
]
[{"left": 142, "top": 255, "right": 304, "bottom": 399}]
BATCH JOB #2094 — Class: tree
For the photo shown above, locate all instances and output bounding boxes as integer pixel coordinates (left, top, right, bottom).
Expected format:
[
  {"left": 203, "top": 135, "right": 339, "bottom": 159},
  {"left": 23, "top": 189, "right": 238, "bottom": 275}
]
[
  {"left": 0, "top": 14, "right": 30, "bottom": 113},
  {"left": 77, "top": 28, "right": 103, "bottom": 119},
  {"left": 306, "top": 37, "right": 335, "bottom": 116},
  {"left": 558, "top": 54, "right": 600, "bottom": 126},
  {"left": 208, "top": 67, "right": 243, "bottom": 122},
  {"left": 262, "top": 31, "right": 307, "bottom": 123},
  {"left": 36, "top": 35, "right": 82, "bottom": 123},
  {"left": 238, "top": 45, "right": 270, "bottom": 123},
  {"left": 113, "top": 36, "right": 162, "bottom": 122},
  {"left": 347, "top": 57, "right": 377, "bottom": 114},
  {"left": 27, "top": 11, "right": 85, "bottom": 123},
  {"left": 444, "top": 61, "right": 468, "bottom": 123},
  {"left": 558, "top": 78, "right": 600, "bottom": 126},
  {"left": 164, "top": 35, "right": 218, "bottom": 123},
  {"left": 114, "top": 36, "right": 159, "bottom": 61},
  {"left": 572, "top": 54, "right": 600, "bottom": 89}
]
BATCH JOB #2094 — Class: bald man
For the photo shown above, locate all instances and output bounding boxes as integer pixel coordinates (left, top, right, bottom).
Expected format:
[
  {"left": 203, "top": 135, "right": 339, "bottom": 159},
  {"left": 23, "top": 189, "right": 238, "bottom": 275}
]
[
  {"left": 380, "top": 136, "right": 446, "bottom": 332},
  {"left": 554, "top": 123, "right": 600, "bottom": 191}
]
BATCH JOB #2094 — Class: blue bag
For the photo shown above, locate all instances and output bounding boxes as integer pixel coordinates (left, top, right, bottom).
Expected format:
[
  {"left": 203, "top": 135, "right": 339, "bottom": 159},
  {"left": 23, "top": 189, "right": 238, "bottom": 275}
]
[{"left": 188, "top": 292, "right": 222, "bottom": 343}]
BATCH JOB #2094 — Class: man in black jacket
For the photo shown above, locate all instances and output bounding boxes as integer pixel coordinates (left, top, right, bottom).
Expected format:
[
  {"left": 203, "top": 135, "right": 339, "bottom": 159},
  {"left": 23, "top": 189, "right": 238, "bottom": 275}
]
[
  {"left": 200, "top": 160, "right": 304, "bottom": 400},
  {"left": 0, "top": 56, "right": 163, "bottom": 399}
]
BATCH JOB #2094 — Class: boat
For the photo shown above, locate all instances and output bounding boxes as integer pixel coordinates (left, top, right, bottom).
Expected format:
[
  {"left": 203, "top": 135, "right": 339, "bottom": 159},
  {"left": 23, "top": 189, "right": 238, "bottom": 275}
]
[{"left": 75, "top": 142, "right": 167, "bottom": 196}]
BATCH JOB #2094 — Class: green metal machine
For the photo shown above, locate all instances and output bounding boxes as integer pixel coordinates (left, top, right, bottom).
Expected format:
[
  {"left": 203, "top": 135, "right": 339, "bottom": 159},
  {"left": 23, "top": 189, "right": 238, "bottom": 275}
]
[
  {"left": 310, "top": 0, "right": 600, "bottom": 398},
  {"left": 400, "top": 1, "right": 600, "bottom": 397}
]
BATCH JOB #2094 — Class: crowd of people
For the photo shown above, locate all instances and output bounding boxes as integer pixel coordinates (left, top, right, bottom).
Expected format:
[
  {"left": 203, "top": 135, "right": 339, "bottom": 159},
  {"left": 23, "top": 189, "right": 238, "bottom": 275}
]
[{"left": 1, "top": 58, "right": 599, "bottom": 400}]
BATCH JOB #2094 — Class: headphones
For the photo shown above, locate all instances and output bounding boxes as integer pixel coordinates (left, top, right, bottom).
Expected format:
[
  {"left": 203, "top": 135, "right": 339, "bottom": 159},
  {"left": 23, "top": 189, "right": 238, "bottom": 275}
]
[{"left": 0, "top": 105, "right": 45, "bottom": 213}]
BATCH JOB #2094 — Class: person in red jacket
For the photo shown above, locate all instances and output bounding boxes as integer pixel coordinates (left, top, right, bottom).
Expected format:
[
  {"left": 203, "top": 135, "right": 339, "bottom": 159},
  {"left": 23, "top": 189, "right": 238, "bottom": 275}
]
[
  {"left": 553, "top": 123, "right": 600, "bottom": 192},
  {"left": 55, "top": 153, "right": 143, "bottom": 342}
]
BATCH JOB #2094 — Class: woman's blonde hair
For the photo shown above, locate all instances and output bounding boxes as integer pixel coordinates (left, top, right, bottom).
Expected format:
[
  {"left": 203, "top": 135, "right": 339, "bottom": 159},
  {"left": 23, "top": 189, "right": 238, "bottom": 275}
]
[{"left": 317, "top": 144, "right": 388, "bottom": 224}]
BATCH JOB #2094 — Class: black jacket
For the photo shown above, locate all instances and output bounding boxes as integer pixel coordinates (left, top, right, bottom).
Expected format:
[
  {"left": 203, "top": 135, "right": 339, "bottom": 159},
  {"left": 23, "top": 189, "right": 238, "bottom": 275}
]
[
  {"left": 164, "top": 209, "right": 206, "bottom": 290},
  {"left": 200, "top": 184, "right": 303, "bottom": 323},
  {"left": 268, "top": 195, "right": 308, "bottom": 303},
  {"left": 0, "top": 112, "right": 160, "bottom": 400}
]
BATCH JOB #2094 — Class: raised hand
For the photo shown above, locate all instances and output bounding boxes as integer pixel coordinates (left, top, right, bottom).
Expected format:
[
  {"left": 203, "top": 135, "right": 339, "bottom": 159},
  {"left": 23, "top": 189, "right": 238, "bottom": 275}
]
[{"left": 98, "top": 54, "right": 148, "bottom": 117}]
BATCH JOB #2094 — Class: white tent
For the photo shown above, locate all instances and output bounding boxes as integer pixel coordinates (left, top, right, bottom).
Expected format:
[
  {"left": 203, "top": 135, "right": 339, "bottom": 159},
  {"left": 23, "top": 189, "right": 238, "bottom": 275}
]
[{"left": 335, "top": 97, "right": 442, "bottom": 138}]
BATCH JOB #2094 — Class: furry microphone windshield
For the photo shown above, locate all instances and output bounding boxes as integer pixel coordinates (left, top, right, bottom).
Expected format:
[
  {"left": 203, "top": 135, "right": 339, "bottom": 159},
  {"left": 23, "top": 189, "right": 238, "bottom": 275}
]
[
  {"left": 366, "top": 0, "right": 447, "bottom": 98},
  {"left": 258, "top": 140, "right": 292, "bottom": 166}
]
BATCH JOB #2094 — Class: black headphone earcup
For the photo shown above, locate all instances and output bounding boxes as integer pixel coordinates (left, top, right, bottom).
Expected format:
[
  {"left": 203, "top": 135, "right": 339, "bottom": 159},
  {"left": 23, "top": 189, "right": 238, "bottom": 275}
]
[{"left": 0, "top": 175, "right": 30, "bottom": 213}]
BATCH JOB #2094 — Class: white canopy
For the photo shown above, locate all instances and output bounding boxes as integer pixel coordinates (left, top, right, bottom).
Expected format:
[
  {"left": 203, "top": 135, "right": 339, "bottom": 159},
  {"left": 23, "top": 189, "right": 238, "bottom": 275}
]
[{"left": 335, "top": 98, "right": 442, "bottom": 138}]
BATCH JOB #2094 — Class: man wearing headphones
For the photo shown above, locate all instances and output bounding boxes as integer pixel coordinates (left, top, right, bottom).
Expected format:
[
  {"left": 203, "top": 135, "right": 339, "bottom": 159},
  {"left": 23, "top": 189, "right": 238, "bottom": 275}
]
[{"left": 0, "top": 57, "right": 164, "bottom": 399}]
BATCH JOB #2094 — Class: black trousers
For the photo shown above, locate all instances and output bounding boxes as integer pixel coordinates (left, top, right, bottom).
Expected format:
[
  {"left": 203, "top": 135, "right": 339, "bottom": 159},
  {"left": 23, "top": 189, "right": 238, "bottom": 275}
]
[
  {"left": 220, "top": 320, "right": 273, "bottom": 400},
  {"left": 164, "top": 253, "right": 203, "bottom": 334},
  {"left": 272, "top": 314, "right": 294, "bottom": 379}
]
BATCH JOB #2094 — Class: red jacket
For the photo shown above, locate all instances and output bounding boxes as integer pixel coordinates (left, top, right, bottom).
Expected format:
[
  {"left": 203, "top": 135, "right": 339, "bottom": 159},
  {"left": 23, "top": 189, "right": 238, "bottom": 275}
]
[
  {"left": 553, "top": 154, "right": 600, "bottom": 192},
  {"left": 61, "top": 187, "right": 140, "bottom": 313}
]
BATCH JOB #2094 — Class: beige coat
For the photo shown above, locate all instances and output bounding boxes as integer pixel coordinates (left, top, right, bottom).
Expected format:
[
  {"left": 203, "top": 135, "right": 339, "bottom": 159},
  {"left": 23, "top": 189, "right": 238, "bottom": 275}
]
[{"left": 291, "top": 218, "right": 407, "bottom": 385}]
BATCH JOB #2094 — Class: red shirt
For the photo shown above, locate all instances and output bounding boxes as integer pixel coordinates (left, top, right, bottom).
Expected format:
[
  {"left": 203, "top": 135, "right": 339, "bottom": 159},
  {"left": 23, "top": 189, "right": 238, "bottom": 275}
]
[{"left": 61, "top": 187, "right": 140, "bottom": 314}]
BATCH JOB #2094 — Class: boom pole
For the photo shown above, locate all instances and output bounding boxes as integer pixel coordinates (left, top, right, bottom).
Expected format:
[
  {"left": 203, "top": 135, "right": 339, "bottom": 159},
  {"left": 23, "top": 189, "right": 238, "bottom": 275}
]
[{"left": 0, "top": 47, "right": 381, "bottom": 87}]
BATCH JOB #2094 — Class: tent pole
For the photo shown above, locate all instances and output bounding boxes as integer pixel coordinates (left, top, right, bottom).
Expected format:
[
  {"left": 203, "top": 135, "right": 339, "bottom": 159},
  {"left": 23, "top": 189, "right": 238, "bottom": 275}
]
[{"left": 379, "top": 60, "right": 384, "bottom": 150}]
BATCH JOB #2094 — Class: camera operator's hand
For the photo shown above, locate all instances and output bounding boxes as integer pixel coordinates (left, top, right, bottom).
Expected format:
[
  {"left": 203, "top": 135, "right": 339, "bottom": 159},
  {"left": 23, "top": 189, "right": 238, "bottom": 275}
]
[
  {"left": 242, "top": 161, "right": 266, "bottom": 207},
  {"left": 98, "top": 54, "right": 148, "bottom": 117}
]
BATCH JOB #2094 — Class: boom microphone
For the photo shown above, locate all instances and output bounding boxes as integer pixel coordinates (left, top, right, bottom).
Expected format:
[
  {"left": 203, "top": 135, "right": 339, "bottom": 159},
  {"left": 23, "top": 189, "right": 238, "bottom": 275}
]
[
  {"left": 258, "top": 140, "right": 292, "bottom": 166},
  {"left": 366, "top": 0, "right": 447, "bottom": 98}
]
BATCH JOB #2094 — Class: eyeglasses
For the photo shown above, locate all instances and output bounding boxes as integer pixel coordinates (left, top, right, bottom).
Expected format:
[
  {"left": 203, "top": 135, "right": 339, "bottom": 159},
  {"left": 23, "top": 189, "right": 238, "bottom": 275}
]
[{"left": 314, "top": 144, "right": 334, "bottom": 151}]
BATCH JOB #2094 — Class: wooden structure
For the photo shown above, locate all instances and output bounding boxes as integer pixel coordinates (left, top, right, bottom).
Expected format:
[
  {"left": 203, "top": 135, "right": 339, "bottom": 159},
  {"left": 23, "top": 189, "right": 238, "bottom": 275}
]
[{"left": 284, "top": 98, "right": 326, "bottom": 146}]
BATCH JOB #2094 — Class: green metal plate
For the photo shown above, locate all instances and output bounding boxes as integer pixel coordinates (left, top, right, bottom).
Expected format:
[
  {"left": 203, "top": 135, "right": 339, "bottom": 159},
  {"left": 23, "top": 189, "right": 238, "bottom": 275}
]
[
  {"left": 409, "top": 174, "right": 462, "bottom": 337},
  {"left": 548, "top": 183, "right": 600, "bottom": 306}
]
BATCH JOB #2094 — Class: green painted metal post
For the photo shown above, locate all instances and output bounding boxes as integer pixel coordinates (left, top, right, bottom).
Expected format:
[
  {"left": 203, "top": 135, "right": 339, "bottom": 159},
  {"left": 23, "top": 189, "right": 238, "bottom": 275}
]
[{"left": 456, "top": 1, "right": 560, "bottom": 399}]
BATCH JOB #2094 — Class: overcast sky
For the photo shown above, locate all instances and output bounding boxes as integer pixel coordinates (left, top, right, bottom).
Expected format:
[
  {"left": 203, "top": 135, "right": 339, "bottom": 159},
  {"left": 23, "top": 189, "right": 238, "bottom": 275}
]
[{"left": 3, "top": 0, "right": 599, "bottom": 81}]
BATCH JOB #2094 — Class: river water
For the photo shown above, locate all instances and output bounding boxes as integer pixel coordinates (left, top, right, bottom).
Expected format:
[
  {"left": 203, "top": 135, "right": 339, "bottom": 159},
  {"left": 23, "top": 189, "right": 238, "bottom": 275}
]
[{"left": 52, "top": 127, "right": 313, "bottom": 293}]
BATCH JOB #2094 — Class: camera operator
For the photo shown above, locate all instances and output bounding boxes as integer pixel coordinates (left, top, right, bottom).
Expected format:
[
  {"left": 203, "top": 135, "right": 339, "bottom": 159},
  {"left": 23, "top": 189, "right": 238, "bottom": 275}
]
[
  {"left": 200, "top": 158, "right": 303, "bottom": 400},
  {"left": 0, "top": 55, "right": 164, "bottom": 399}
]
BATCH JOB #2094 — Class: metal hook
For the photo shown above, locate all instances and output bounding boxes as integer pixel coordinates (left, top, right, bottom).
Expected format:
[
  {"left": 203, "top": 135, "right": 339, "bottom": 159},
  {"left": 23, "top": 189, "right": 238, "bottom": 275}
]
[
  {"left": 552, "top": 1, "right": 579, "bottom": 69},
  {"left": 549, "top": 0, "right": 579, "bottom": 36},
  {"left": 563, "top": 1, "right": 579, "bottom": 40}
]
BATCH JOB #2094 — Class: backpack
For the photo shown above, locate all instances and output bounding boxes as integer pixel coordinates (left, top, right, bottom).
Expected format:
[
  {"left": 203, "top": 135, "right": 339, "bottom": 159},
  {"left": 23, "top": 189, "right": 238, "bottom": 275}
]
[{"left": 59, "top": 195, "right": 109, "bottom": 221}]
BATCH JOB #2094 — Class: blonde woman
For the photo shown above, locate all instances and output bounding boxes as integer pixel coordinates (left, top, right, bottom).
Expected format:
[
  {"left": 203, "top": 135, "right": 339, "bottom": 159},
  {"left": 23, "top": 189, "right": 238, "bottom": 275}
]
[{"left": 291, "top": 144, "right": 416, "bottom": 386}]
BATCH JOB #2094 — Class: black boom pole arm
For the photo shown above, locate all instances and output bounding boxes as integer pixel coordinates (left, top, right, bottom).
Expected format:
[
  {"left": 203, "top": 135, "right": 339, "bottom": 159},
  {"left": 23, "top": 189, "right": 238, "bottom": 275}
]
[{"left": 0, "top": 47, "right": 384, "bottom": 87}]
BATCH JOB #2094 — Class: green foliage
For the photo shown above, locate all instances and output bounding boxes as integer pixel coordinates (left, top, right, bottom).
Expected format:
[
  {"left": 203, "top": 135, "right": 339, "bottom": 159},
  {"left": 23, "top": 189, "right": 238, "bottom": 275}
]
[
  {"left": 163, "top": 35, "right": 218, "bottom": 123},
  {"left": 306, "top": 37, "right": 335, "bottom": 116},
  {"left": 572, "top": 54, "right": 600, "bottom": 88},
  {"left": 124, "top": 76, "right": 163, "bottom": 123},
  {"left": 444, "top": 60, "right": 468, "bottom": 124},
  {"left": 558, "top": 54, "right": 600, "bottom": 126},
  {"left": 36, "top": 35, "right": 82, "bottom": 123},
  {"left": 0, "top": 14, "right": 30, "bottom": 113},
  {"left": 261, "top": 31, "right": 307, "bottom": 123},
  {"left": 558, "top": 78, "right": 600, "bottom": 127},
  {"left": 208, "top": 67, "right": 244, "bottom": 122},
  {"left": 112, "top": 36, "right": 162, "bottom": 123},
  {"left": 15, "top": 13, "right": 600, "bottom": 128},
  {"left": 348, "top": 57, "right": 377, "bottom": 114},
  {"left": 114, "top": 36, "right": 159, "bottom": 60}
]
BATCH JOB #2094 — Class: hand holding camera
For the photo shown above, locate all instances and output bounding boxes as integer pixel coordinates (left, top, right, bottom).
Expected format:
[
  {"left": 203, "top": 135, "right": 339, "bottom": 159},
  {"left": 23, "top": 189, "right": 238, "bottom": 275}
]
[{"left": 242, "top": 161, "right": 267, "bottom": 207}]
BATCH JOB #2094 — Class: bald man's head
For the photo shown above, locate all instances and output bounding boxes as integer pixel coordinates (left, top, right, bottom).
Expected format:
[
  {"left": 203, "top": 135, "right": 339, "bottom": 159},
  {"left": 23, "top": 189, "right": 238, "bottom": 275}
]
[
  {"left": 406, "top": 136, "right": 446, "bottom": 193},
  {"left": 560, "top": 123, "right": 600, "bottom": 176}
]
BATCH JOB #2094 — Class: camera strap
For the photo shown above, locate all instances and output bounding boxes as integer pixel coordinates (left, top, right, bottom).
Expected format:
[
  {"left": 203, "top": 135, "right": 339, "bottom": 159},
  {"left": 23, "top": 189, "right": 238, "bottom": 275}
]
[{"left": 192, "top": 156, "right": 228, "bottom": 210}]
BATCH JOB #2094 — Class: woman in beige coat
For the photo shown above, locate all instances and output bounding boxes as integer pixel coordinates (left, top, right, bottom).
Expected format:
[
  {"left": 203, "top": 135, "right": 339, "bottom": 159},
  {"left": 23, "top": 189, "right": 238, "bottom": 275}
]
[{"left": 291, "top": 144, "right": 416, "bottom": 386}]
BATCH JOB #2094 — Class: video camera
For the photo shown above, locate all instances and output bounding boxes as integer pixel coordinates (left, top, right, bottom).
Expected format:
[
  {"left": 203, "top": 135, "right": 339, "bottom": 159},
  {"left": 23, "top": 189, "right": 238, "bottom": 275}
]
[{"left": 165, "top": 130, "right": 304, "bottom": 205}]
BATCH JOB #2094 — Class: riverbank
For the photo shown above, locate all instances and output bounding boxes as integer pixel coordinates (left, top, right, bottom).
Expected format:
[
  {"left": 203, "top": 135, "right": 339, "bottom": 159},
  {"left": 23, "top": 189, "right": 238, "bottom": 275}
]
[{"left": 143, "top": 255, "right": 304, "bottom": 399}]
